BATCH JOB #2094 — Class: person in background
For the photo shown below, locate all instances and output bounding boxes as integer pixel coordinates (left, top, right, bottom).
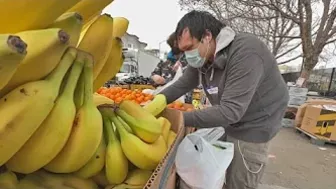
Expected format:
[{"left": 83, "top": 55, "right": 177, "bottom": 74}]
[
  {"left": 151, "top": 33, "right": 187, "bottom": 86},
  {"left": 159, "top": 10, "right": 289, "bottom": 189},
  {"left": 151, "top": 32, "right": 194, "bottom": 103}
]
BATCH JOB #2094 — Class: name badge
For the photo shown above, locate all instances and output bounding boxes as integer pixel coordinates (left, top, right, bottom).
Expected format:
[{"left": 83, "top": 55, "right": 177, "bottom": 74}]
[{"left": 207, "top": 86, "right": 218, "bottom": 94}]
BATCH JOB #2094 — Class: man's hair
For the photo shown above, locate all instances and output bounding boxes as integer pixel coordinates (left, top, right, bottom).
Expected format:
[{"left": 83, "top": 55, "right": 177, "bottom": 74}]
[
  {"left": 167, "top": 32, "right": 181, "bottom": 55},
  {"left": 175, "top": 10, "right": 225, "bottom": 41},
  {"left": 167, "top": 32, "right": 176, "bottom": 49}
]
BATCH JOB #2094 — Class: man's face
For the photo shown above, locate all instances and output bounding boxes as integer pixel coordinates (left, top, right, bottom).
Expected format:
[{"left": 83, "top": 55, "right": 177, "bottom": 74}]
[{"left": 177, "top": 28, "right": 216, "bottom": 63}]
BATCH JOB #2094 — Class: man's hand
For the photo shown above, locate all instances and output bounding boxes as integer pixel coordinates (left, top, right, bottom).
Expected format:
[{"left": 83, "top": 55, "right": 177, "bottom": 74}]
[
  {"left": 172, "top": 60, "right": 182, "bottom": 72},
  {"left": 152, "top": 75, "right": 166, "bottom": 85}
]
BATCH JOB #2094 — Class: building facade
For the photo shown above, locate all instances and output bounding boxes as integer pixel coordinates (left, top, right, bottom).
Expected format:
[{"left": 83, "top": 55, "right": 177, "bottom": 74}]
[{"left": 121, "top": 33, "right": 147, "bottom": 51}]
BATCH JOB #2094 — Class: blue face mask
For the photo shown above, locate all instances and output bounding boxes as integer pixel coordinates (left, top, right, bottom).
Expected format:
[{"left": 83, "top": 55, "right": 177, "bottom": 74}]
[{"left": 184, "top": 40, "right": 209, "bottom": 68}]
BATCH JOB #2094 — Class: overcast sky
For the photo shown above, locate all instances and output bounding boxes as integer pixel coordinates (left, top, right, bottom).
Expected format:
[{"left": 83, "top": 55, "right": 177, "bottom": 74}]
[
  {"left": 103, "top": 0, "right": 335, "bottom": 68},
  {"left": 103, "top": 0, "right": 187, "bottom": 52}
]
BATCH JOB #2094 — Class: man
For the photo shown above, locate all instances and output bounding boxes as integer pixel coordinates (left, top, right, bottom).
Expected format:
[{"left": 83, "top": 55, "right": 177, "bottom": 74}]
[
  {"left": 159, "top": 11, "right": 289, "bottom": 189},
  {"left": 151, "top": 32, "right": 187, "bottom": 86}
]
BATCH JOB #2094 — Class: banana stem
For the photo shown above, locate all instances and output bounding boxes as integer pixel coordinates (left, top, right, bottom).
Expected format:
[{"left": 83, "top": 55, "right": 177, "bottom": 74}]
[
  {"left": 115, "top": 108, "right": 137, "bottom": 127},
  {"left": 108, "top": 111, "right": 129, "bottom": 138},
  {"left": 117, "top": 116, "right": 133, "bottom": 133},
  {"left": 46, "top": 47, "right": 77, "bottom": 88},
  {"left": 74, "top": 72, "right": 85, "bottom": 109},
  {"left": 102, "top": 113, "right": 117, "bottom": 143},
  {"left": 82, "top": 52, "right": 94, "bottom": 106},
  {"left": 62, "top": 57, "right": 84, "bottom": 98}
]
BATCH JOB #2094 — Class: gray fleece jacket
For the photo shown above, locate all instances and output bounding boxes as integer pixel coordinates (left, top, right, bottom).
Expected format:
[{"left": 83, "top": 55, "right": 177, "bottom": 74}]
[{"left": 160, "top": 27, "right": 289, "bottom": 143}]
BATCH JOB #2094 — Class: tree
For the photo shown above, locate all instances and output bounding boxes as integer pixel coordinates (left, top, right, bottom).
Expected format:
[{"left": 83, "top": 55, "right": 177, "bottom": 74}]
[{"left": 179, "top": 0, "right": 336, "bottom": 86}]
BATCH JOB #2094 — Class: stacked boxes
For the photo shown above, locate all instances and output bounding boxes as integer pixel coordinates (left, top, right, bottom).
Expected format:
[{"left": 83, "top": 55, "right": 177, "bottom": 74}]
[
  {"left": 288, "top": 87, "right": 308, "bottom": 106},
  {"left": 282, "top": 87, "right": 308, "bottom": 127}
]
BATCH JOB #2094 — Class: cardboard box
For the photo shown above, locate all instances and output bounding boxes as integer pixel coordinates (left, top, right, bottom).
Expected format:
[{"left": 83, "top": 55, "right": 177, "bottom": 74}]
[
  {"left": 295, "top": 104, "right": 308, "bottom": 127},
  {"left": 295, "top": 99, "right": 336, "bottom": 127},
  {"left": 301, "top": 105, "right": 336, "bottom": 140},
  {"left": 288, "top": 87, "right": 308, "bottom": 97},
  {"left": 130, "top": 84, "right": 155, "bottom": 91},
  {"left": 144, "top": 108, "right": 185, "bottom": 189},
  {"left": 109, "top": 84, "right": 129, "bottom": 89}
]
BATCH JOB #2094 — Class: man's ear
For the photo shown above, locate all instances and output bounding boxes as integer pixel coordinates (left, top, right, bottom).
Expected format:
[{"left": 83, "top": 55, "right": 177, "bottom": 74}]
[{"left": 204, "top": 29, "right": 213, "bottom": 42}]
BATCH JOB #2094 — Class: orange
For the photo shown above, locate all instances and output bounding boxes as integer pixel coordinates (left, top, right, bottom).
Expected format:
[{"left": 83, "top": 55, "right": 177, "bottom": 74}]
[
  {"left": 175, "top": 101, "right": 183, "bottom": 107},
  {"left": 167, "top": 104, "right": 174, "bottom": 108},
  {"left": 144, "top": 96, "right": 151, "bottom": 102},
  {"left": 173, "top": 104, "right": 180, "bottom": 109}
]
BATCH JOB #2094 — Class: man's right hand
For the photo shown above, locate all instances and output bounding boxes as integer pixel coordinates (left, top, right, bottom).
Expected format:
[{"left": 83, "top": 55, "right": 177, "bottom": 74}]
[
  {"left": 172, "top": 60, "right": 182, "bottom": 71},
  {"left": 152, "top": 75, "right": 166, "bottom": 85}
]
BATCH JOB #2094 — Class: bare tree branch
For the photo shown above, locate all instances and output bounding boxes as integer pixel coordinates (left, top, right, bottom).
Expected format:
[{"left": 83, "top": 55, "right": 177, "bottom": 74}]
[
  {"left": 278, "top": 54, "right": 302, "bottom": 65},
  {"left": 276, "top": 42, "right": 302, "bottom": 59}
]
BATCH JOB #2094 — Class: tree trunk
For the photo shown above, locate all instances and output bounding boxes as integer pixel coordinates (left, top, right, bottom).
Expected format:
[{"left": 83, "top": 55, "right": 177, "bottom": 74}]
[
  {"left": 299, "top": 56, "right": 318, "bottom": 87},
  {"left": 299, "top": 68, "right": 310, "bottom": 87}
]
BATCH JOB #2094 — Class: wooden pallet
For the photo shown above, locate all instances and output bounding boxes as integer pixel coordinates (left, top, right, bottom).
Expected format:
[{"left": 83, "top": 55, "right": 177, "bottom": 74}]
[{"left": 295, "top": 127, "right": 336, "bottom": 146}]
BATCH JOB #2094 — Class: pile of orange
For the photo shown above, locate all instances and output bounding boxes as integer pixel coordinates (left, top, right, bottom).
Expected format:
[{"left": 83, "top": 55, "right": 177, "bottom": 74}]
[
  {"left": 97, "top": 87, "right": 154, "bottom": 104},
  {"left": 167, "top": 101, "right": 193, "bottom": 112}
]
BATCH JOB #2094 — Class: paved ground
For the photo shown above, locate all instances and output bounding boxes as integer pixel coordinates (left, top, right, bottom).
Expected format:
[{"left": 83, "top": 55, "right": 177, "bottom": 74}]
[{"left": 259, "top": 128, "right": 336, "bottom": 189}]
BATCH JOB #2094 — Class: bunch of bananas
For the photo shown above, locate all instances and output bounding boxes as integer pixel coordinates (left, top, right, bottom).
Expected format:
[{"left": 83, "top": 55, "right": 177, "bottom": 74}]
[{"left": 0, "top": 1, "right": 179, "bottom": 188}]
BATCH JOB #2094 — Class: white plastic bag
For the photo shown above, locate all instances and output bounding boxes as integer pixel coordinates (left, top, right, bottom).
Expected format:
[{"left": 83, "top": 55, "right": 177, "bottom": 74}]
[
  {"left": 176, "top": 127, "right": 234, "bottom": 189},
  {"left": 154, "top": 66, "right": 185, "bottom": 103}
]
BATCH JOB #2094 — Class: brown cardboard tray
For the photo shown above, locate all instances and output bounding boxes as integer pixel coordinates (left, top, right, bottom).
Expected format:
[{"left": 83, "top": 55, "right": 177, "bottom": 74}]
[{"left": 144, "top": 108, "right": 185, "bottom": 189}]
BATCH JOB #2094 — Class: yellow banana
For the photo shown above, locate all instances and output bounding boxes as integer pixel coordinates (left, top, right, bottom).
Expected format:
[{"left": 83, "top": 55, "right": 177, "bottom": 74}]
[
  {"left": 100, "top": 111, "right": 128, "bottom": 184},
  {"left": 63, "top": 176, "right": 99, "bottom": 189},
  {"left": 74, "top": 70, "right": 85, "bottom": 110},
  {"left": 124, "top": 169, "right": 152, "bottom": 186},
  {"left": 93, "top": 37, "right": 123, "bottom": 92},
  {"left": 22, "top": 170, "right": 99, "bottom": 189},
  {"left": 0, "top": 170, "right": 18, "bottom": 189},
  {"left": 67, "top": 0, "right": 113, "bottom": 24},
  {"left": 92, "top": 17, "right": 129, "bottom": 92},
  {"left": 48, "top": 12, "right": 83, "bottom": 46},
  {"left": 107, "top": 109, "right": 167, "bottom": 170},
  {"left": 143, "top": 94, "right": 167, "bottom": 117},
  {"left": 17, "top": 174, "right": 47, "bottom": 189},
  {"left": 6, "top": 51, "right": 84, "bottom": 174},
  {"left": 158, "top": 117, "right": 171, "bottom": 143},
  {"left": 78, "top": 14, "right": 114, "bottom": 80},
  {"left": 83, "top": 11, "right": 102, "bottom": 29},
  {"left": 167, "top": 130, "right": 177, "bottom": 149},
  {"left": 107, "top": 183, "right": 143, "bottom": 189},
  {"left": 0, "top": 48, "right": 76, "bottom": 166},
  {"left": 0, "top": 0, "right": 80, "bottom": 33},
  {"left": 91, "top": 170, "right": 110, "bottom": 187},
  {"left": 0, "top": 35, "right": 27, "bottom": 91},
  {"left": 45, "top": 51, "right": 103, "bottom": 173},
  {"left": 0, "top": 28, "right": 70, "bottom": 97},
  {"left": 78, "top": 12, "right": 102, "bottom": 45},
  {"left": 112, "top": 17, "right": 130, "bottom": 38},
  {"left": 74, "top": 136, "right": 106, "bottom": 179},
  {"left": 117, "top": 115, "right": 133, "bottom": 134},
  {"left": 93, "top": 93, "right": 114, "bottom": 107},
  {"left": 116, "top": 100, "right": 162, "bottom": 143}
]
